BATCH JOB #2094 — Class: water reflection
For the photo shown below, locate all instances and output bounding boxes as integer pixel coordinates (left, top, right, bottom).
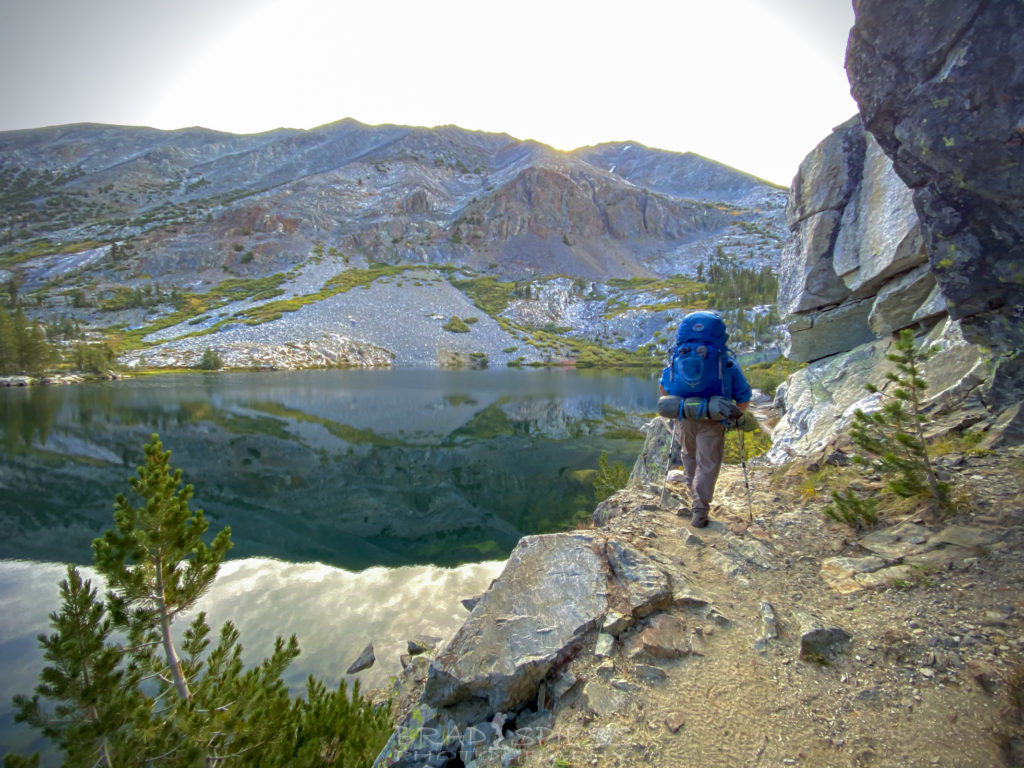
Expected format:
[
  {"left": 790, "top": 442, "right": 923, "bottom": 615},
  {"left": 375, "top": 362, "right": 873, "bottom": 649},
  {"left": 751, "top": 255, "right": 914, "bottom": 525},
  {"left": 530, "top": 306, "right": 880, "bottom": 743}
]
[
  {"left": 0, "top": 369, "right": 653, "bottom": 568},
  {"left": 0, "top": 556, "right": 505, "bottom": 761}
]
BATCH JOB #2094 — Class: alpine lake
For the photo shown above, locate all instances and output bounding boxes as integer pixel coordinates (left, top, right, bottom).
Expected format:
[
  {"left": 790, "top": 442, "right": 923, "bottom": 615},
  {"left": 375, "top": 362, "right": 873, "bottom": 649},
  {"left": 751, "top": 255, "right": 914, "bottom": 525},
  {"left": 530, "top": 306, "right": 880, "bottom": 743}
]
[{"left": 0, "top": 367, "right": 655, "bottom": 760}]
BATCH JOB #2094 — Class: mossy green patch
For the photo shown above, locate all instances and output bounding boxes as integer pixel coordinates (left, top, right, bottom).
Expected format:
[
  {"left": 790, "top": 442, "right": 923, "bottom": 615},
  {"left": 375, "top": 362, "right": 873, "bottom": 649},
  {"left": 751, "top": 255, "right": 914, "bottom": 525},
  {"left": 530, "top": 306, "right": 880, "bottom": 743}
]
[
  {"left": 230, "top": 265, "right": 418, "bottom": 326},
  {"left": 573, "top": 341, "right": 662, "bottom": 369},
  {"left": 113, "top": 266, "right": 420, "bottom": 353},
  {"left": 443, "top": 316, "right": 471, "bottom": 333}
]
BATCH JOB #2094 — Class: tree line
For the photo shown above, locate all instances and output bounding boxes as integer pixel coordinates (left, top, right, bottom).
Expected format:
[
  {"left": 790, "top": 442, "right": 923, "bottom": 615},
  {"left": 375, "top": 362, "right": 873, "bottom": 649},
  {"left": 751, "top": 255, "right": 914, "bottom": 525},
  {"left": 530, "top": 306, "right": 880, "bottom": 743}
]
[
  {"left": 0, "top": 302, "right": 119, "bottom": 377},
  {"left": 0, "top": 303, "right": 53, "bottom": 375},
  {"left": 700, "top": 248, "right": 778, "bottom": 308}
]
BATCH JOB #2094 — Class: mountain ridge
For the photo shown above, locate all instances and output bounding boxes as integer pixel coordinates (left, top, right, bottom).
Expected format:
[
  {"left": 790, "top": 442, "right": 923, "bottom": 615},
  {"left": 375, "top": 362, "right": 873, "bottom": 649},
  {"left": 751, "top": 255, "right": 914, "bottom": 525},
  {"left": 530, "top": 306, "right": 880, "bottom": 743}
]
[{"left": 1, "top": 119, "right": 787, "bottom": 369}]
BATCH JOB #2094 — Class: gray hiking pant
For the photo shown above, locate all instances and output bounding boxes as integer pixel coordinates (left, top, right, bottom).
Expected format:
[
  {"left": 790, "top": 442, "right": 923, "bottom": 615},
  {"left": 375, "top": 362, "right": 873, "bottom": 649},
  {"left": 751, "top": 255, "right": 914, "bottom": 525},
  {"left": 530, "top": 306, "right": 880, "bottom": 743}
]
[{"left": 676, "top": 419, "right": 726, "bottom": 518}]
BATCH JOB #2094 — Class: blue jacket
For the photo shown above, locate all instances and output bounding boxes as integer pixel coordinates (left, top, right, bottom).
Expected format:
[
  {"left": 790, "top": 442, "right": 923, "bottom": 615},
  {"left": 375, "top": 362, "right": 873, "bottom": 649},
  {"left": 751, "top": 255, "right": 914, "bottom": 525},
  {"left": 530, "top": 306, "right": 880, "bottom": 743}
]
[{"left": 659, "top": 355, "right": 752, "bottom": 405}]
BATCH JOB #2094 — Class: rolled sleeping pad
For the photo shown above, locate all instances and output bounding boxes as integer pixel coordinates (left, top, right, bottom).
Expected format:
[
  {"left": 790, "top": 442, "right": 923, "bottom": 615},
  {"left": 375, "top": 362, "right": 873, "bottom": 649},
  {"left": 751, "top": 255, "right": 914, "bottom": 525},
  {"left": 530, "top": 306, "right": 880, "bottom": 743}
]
[
  {"left": 657, "top": 395, "right": 682, "bottom": 419},
  {"left": 706, "top": 395, "right": 741, "bottom": 422},
  {"left": 657, "top": 394, "right": 740, "bottom": 422}
]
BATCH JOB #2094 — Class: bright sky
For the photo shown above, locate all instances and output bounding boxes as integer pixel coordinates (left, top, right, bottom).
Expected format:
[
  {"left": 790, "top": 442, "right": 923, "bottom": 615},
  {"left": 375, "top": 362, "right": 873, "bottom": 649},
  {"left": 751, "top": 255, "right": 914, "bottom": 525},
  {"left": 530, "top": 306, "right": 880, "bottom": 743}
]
[{"left": 0, "top": 0, "right": 857, "bottom": 186}]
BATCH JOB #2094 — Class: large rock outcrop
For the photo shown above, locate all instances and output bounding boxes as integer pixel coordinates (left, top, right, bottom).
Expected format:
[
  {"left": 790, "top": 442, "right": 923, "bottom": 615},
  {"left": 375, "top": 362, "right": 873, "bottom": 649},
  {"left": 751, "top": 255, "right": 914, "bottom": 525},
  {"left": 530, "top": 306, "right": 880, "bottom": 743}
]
[
  {"left": 373, "top": 508, "right": 732, "bottom": 767},
  {"left": 846, "top": 0, "right": 1024, "bottom": 336},
  {"left": 423, "top": 532, "right": 609, "bottom": 711},
  {"left": 768, "top": 317, "right": 988, "bottom": 462},
  {"left": 779, "top": 117, "right": 938, "bottom": 363},
  {"left": 773, "top": 0, "right": 1024, "bottom": 456}
]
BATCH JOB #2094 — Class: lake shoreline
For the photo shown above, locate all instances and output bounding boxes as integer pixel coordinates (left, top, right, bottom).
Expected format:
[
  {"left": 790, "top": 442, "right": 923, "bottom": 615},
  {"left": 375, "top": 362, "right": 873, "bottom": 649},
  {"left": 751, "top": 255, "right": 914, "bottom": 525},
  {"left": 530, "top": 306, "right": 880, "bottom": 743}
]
[{"left": 2, "top": 359, "right": 662, "bottom": 387}]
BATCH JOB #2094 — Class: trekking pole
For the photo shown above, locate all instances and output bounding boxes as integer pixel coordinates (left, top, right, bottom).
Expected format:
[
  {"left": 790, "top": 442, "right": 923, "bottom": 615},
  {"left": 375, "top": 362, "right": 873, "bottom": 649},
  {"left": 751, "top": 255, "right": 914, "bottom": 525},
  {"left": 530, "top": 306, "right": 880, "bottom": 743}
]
[
  {"left": 736, "top": 420, "right": 753, "bottom": 523},
  {"left": 660, "top": 419, "right": 681, "bottom": 507}
]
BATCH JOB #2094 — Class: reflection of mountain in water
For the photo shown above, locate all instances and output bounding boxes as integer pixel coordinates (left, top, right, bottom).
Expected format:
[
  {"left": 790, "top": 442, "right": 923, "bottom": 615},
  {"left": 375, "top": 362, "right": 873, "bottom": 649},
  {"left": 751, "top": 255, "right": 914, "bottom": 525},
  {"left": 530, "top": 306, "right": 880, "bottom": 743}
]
[{"left": 0, "top": 369, "right": 652, "bottom": 567}]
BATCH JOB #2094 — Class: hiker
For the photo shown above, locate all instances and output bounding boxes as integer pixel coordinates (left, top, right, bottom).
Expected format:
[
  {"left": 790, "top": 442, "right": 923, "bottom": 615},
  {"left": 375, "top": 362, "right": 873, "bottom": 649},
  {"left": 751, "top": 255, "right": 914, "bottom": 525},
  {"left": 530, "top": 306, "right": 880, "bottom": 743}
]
[{"left": 658, "top": 311, "right": 751, "bottom": 528}]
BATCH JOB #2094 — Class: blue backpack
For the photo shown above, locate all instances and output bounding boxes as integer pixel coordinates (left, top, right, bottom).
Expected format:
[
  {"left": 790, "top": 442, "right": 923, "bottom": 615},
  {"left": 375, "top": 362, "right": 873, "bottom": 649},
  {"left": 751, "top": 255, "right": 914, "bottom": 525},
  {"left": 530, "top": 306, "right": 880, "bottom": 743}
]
[{"left": 663, "top": 312, "right": 731, "bottom": 399}]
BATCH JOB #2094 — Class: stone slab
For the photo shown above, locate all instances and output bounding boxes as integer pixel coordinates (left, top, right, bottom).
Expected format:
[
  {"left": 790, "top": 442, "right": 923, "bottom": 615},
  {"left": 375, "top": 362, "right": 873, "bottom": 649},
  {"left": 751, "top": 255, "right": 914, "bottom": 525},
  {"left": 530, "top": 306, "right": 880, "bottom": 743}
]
[{"left": 423, "top": 532, "right": 608, "bottom": 711}]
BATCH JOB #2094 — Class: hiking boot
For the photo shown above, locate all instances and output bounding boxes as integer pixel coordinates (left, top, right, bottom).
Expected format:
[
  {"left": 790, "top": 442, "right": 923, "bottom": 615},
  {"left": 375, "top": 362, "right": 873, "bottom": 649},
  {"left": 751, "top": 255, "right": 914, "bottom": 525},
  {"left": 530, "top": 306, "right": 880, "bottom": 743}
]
[{"left": 691, "top": 512, "right": 709, "bottom": 528}]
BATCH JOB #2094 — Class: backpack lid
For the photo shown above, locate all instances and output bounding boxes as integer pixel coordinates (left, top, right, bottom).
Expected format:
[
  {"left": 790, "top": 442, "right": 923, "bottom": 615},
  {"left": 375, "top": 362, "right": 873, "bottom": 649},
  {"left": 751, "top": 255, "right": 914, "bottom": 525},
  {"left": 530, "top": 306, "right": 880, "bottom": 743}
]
[{"left": 674, "top": 311, "right": 728, "bottom": 349}]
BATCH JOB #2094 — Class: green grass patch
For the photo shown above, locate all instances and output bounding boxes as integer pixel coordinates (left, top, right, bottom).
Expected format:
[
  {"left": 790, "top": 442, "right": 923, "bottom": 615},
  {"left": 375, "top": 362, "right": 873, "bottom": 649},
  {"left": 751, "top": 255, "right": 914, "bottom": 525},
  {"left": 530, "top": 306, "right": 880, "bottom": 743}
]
[
  {"left": 1, "top": 239, "right": 107, "bottom": 268},
  {"left": 232, "top": 264, "right": 418, "bottom": 325},
  {"left": 573, "top": 339, "right": 662, "bottom": 369},
  {"left": 449, "top": 274, "right": 518, "bottom": 316},
  {"left": 107, "top": 272, "right": 293, "bottom": 350},
  {"left": 443, "top": 316, "right": 472, "bottom": 333},
  {"left": 601, "top": 275, "right": 707, "bottom": 319},
  {"left": 211, "top": 274, "right": 288, "bottom": 302},
  {"left": 743, "top": 357, "right": 806, "bottom": 396},
  {"left": 605, "top": 275, "right": 703, "bottom": 293},
  {"left": 323, "top": 264, "right": 417, "bottom": 292},
  {"left": 114, "top": 266, "right": 418, "bottom": 352}
]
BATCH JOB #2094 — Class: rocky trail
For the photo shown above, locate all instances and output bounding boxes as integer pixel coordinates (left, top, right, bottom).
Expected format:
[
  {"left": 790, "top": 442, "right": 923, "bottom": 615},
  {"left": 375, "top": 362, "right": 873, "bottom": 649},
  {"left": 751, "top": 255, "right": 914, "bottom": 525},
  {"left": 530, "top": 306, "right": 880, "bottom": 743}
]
[{"left": 371, "top": 421, "right": 1024, "bottom": 768}]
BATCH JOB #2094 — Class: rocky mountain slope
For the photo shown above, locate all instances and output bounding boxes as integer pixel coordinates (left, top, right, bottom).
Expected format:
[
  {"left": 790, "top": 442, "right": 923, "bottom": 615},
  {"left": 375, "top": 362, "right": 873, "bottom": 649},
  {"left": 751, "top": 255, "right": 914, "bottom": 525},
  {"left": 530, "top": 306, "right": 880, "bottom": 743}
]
[
  {"left": 0, "top": 121, "right": 787, "bottom": 369},
  {"left": 0, "top": 121, "right": 784, "bottom": 281}
]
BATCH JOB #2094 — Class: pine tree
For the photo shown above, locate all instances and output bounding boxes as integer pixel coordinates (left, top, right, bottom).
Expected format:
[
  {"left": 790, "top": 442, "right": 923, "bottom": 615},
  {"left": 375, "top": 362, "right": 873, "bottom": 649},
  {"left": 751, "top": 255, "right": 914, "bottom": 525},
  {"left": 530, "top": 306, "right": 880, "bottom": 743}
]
[
  {"left": 594, "top": 452, "right": 629, "bottom": 502},
  {"left": 7, "top": 434, "right": 392, "bottom": 767},
  {"left": 21, "top": 323, "right": 51, "bottom": 374},
  {"left": 825, "top": 329, "right": 949, "bottom": 527},
  {"left": 198, "top": 348, "right": 223, "bottom": 370},
  {"left": 256, "top": 677, "right": 393, "bottom": 767},
  {"left": 6, "top": 275, "right": 22, "bottom": 306},
  {"left": 10, "top": 568, "right": 144, "bottom": 768},
  {"left": 72, "top": 342, "right": 115, "bottom": 374},
  {"left": 0, "top": 305, "right": 54, "bottom": 375},
  {"left": 0, "top": 305, "right": 14, "bottom": 374},
  {"left": 93, "top": 435, "right": 233, "bottom": 700}
]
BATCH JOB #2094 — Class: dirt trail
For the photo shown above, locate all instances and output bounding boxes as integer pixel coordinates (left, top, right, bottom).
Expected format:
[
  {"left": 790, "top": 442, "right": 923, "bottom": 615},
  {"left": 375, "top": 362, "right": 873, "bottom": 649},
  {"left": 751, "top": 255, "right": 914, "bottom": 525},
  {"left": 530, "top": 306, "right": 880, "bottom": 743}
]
[{"left": 503, "top": 451, "right": 1024, "bottom": 768}]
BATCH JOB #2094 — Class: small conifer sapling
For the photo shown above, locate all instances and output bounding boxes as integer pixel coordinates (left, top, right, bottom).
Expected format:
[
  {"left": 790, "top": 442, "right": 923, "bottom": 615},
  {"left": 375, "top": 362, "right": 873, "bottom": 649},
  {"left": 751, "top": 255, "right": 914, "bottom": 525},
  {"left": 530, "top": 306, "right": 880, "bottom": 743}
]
[{"left": 825, "top": 329, "right": 949, "bottom": 527}]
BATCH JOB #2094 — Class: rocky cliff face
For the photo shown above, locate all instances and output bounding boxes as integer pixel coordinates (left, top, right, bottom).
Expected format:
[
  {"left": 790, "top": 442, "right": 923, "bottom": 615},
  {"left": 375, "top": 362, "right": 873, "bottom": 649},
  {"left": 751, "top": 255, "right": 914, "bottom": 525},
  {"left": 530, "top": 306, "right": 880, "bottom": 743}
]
[
  {"left": 846, "top": 0, "right": 1024, "bottom": 335},
  {"left": 771, "top": 0, "right": 1024, "bottom": 460},
  {"left": 778, "top": 115, "right": 941, "bottom": 364}
]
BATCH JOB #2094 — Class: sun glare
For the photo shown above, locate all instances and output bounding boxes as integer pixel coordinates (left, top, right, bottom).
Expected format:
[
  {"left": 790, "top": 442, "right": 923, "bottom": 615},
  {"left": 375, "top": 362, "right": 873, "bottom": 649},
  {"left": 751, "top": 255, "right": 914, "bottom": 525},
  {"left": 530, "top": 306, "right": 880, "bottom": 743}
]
[{"left": 144, "top": 0, "right": 855, "bottom": 184}]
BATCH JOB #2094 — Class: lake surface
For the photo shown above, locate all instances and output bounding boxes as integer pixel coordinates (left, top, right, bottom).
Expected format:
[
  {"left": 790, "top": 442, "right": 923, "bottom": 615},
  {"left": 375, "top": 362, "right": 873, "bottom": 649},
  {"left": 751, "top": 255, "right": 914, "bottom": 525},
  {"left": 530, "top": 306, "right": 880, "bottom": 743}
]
[
  {"left": 0, "top": 368, "right": 656, "bottom": 761},
  {"left": 0, "top": 368, "right": 654, "bottom": 567}
]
